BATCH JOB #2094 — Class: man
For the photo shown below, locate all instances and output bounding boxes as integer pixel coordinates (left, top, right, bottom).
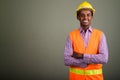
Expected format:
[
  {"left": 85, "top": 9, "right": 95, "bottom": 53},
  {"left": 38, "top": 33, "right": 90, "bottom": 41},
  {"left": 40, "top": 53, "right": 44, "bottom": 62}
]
[{"left": 64, "top": 1, "right": 108, "bottom": 80}]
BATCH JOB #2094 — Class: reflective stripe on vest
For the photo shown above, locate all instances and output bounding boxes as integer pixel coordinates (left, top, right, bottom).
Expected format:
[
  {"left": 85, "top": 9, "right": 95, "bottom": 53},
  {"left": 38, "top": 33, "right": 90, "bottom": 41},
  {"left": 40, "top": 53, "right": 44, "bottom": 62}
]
[{"left": 70, "top": 68, "right": 102, "bottom": 75}]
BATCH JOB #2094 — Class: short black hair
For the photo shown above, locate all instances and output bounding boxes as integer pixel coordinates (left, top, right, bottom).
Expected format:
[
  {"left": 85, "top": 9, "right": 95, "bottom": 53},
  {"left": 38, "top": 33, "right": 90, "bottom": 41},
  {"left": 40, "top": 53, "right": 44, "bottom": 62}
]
[{"left": 77, "top": 8, "right": 93, "bottom": 17}]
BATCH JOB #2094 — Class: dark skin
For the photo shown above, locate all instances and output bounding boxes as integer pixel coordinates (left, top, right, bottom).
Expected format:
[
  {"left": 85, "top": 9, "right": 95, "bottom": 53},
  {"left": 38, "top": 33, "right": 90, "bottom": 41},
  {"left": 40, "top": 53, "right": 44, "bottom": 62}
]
[
  {"left": 72, "top": 9, "right": 93, "bottom": 59},
  {"left": 72, "top": 51, "right": 84, "bottom": 59}
]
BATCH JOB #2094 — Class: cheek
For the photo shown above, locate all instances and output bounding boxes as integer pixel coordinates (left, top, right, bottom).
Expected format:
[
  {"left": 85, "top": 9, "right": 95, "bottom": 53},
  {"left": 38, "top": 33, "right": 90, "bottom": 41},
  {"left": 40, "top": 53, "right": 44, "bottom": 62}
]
[
  {"left": 89, "top": 17, "right": 93, "bottom": 20},
  {"left": 78, "top": 17, "right": 84, "bottom": 21},
  {"left": 77, "top": 16, "right": 82, "bottom": 21}
]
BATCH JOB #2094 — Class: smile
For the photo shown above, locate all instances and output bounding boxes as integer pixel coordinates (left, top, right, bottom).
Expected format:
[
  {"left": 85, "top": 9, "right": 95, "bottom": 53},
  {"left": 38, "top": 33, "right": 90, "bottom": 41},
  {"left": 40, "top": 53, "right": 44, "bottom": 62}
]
[{"left": 83, "top": 20, "right": 88, "bottom": 23}]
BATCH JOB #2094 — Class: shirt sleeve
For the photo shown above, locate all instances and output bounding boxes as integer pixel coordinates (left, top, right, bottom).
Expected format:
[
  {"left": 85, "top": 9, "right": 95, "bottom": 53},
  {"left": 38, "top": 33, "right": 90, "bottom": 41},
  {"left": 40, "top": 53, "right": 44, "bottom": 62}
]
[
  {"left": 64, "top": 35, "right": 87, "bottom": 67},
  {"left": 83, "top": 33, "right": 109, "bottom": 64}
]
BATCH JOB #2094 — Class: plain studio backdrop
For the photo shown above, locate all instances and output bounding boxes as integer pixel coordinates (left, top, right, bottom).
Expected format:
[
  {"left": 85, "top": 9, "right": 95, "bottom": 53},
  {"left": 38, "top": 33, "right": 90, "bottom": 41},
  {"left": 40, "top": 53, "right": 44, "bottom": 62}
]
[{"left": 0, "top": 0, "right": 120, "bottom": 80}]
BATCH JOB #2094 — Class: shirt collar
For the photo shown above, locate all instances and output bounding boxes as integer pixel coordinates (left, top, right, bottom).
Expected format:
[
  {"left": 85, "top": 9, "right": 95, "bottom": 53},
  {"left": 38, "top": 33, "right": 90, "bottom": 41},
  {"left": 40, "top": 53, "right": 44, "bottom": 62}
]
[{"left": 79, "top": 26, "right": 93, "bottom": 33}]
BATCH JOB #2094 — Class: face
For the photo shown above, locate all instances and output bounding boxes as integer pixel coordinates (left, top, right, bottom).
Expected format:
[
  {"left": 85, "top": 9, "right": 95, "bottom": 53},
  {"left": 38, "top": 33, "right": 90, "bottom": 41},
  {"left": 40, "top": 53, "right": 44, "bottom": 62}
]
[{"left": 77, "top": 9, "right": 93, "bottom": 30}]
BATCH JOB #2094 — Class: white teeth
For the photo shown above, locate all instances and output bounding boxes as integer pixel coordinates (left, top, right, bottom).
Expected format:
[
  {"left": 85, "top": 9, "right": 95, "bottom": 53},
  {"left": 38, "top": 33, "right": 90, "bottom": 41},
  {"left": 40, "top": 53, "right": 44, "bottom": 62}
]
[{"left": 83, "top": 20, "right": 88, "bottom": 22}]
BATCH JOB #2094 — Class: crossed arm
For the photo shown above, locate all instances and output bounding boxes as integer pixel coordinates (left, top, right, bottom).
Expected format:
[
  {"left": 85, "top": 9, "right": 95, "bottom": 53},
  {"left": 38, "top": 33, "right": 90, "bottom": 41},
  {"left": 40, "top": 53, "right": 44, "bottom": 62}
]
[{"left": 64, "top": 34, "right": 108, "bottom": 67}]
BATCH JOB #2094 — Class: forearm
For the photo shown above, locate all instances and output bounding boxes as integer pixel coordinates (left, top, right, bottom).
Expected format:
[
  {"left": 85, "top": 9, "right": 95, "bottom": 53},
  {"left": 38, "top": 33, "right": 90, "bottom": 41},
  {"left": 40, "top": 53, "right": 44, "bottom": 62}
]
[
  {"left": 64, "top": 36, "right": 82, "bottom": 66},
  {"left": 64, "top": 54, "right": 84, "bottom": 67},
  {"left": 70, "top": 52, "right": 108, "bottom": 64},
  {"left": 83, "top": 33, "right": 108, "bottom": 64},
  {"left": 64, "top": 36, "right": 86, "bottom": 67},
  {"left": 83, "top": 53, "right": 108, "bottom": 64}
]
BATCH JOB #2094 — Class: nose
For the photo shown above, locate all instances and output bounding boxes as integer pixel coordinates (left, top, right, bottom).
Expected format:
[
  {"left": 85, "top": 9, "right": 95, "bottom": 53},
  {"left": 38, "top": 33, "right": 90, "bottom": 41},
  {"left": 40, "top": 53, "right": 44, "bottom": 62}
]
[{"left": 84, "top": 15, "right": 88, "bottom": 19}]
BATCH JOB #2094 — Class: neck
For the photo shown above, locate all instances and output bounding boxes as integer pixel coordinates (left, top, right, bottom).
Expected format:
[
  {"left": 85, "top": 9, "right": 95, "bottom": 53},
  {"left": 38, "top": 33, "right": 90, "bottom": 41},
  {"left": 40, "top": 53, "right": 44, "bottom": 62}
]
[{"left": 81, "top": 26, "right": 89, "bottom": 32}]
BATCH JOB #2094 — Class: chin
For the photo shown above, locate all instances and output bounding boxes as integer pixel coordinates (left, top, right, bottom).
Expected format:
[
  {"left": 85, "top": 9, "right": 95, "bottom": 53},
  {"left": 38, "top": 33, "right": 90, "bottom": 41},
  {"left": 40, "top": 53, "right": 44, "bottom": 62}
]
[{"left": 83, "top": 24, "right": 89, "bottom": 27}]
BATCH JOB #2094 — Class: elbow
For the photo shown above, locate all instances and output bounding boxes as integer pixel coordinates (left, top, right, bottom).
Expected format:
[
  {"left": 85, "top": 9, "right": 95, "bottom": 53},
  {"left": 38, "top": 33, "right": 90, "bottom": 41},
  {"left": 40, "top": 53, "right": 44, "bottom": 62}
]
[
  {"left": 104, "top": 58, "right": 108, "bottom": 64},
  {"left": 100, "top": 54, "right": 108, "bottom": 64},
  {"left": 64, "top": 62, "right": 69, "bottom": 66},
  {"left": 64, "top": 61, "right": 70, "bottom": 66},
  {"left": 64, "top": 57, "right": 72, "bottom": 66},
  {"left": 102, "top": 60, "right": 107, "bottom": 64},
  {"left": 101, "top": 57, "right": 108, "bottom": 64},
  {"left": 64, "top": 58, "right": 69, "bottom": 66}
]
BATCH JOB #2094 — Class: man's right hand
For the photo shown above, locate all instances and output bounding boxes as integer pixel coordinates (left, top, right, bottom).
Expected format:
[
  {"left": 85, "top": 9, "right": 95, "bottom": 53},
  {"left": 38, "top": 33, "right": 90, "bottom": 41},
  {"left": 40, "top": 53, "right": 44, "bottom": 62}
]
[{"left": 72, "top": 51, "right": 83, "bottom": 59}]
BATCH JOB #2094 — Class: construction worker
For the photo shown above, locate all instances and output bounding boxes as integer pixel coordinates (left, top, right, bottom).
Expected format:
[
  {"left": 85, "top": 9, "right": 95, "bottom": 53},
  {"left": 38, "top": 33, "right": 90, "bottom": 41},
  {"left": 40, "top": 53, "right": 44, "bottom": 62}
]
[{"left": 64, "top": 1, "right": 108, "bottom": 80}]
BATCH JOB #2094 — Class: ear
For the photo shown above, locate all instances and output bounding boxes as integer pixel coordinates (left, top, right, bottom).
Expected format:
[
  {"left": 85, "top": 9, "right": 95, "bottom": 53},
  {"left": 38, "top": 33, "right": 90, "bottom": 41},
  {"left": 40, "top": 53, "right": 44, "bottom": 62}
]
[
  {"left": 77, "top": 16, "right": 80, "bottom": 21},
  {"left": 91, "top": 15, "right": 93, "bottom": 19},
  {"left": 77, "top": 16, "right": 79, "bottom": 20}
]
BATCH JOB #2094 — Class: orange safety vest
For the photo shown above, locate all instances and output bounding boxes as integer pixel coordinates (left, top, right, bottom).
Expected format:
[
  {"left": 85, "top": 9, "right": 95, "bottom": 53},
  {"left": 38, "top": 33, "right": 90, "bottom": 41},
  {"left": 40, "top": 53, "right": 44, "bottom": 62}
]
[{"left": 69, "top": 28, "right": 103, "bottom": 80}]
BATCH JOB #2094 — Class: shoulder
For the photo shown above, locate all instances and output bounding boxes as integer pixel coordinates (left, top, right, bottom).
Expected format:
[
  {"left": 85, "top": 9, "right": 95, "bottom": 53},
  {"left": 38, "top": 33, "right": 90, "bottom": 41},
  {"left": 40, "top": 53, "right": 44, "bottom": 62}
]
[
  {"left": 69, "top": 28, "right": 80, "bottom": 40},
  {"left": 93, "top": 28, "right": 107, "bottom": 41},
  {"left": 93, "top": 28, "right": 103, "bottom": 34},
  {"left": 69, "top": 28, "right": 80, "bottom": 35},
  {"left": 93, "top": 28, "right": 104, "bottom": 36}
]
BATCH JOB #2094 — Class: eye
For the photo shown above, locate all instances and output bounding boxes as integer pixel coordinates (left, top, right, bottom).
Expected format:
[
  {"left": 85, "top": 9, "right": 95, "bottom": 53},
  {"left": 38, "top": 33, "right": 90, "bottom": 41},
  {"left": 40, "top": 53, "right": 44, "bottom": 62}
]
[
  {"left": 79, "top": 14, "right": 85, "bottom": 17},
  {"left": 87, "top": 14, "right": 92, "bottom": 17}
]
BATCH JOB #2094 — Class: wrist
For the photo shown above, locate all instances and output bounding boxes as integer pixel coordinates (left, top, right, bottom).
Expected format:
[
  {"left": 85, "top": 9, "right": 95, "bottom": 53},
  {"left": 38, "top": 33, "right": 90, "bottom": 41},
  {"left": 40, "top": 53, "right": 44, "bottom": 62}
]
[
  {"left": 80, "top": 54, "right": 84, "bottom": 59},
  {"left": 77, "top": 54, "right": 84, "bottom": 59}
]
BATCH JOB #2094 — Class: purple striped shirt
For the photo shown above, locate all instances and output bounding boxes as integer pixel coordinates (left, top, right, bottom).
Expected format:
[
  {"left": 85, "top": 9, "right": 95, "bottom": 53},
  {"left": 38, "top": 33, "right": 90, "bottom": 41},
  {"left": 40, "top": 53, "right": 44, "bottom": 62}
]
[{"left": 64, "top": 27, "right": 108, "bottom": 68}]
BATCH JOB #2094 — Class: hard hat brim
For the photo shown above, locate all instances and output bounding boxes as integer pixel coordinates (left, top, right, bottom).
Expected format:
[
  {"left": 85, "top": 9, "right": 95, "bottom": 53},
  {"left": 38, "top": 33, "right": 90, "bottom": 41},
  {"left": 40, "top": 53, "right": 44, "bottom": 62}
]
[{"left": 76, "top": 8, "right": 95, "bottom": 14}]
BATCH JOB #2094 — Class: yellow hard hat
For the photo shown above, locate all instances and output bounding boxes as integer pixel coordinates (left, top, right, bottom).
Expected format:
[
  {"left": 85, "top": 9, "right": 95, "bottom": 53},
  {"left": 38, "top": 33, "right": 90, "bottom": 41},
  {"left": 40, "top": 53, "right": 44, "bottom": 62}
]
[{"left": 76, "top": 1, "right": 95, "bottom": 13}]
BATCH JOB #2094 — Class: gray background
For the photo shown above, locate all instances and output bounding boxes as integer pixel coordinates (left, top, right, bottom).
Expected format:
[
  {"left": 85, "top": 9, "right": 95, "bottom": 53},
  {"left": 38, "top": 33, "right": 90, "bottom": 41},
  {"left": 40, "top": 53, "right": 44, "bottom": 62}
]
[{"left": 0, "top": 0, "right": 120, "bottom": 80}]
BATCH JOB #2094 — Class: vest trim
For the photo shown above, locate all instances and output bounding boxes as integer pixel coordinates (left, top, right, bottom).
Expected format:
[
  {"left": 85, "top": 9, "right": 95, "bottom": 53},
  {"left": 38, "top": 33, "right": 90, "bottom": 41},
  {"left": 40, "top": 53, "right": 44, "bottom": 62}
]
[{"left": 70, "top": 68, "right": 102, "bottom": 75}]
